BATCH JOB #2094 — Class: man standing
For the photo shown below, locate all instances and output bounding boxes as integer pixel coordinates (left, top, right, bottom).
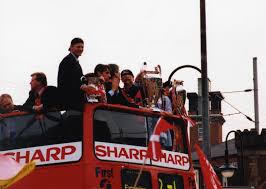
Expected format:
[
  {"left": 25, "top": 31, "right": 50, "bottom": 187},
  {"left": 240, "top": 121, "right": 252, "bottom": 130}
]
[{"left": 57, "top": 38, "right": 84, "bottom": 110}]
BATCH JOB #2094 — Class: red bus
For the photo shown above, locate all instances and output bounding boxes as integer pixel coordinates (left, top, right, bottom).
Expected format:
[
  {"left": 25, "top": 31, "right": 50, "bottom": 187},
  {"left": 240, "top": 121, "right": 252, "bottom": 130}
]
[{"left": 0, "top": 103, "right": 196, "bottom": 189}]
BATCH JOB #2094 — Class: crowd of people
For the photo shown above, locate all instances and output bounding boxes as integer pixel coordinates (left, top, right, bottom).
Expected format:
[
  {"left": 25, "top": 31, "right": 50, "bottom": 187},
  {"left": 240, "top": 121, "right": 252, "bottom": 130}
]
[{"left": 0, "top": 37, "right": 186, "bottom": 116}]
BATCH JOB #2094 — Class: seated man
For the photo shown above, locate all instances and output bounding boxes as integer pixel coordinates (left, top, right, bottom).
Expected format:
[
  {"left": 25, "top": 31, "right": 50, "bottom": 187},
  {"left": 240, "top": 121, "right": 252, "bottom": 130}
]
[
  {"left": 0, "top": 94, "right": 22, "bottom": 113},
  {"left": 106, "top": 75, "right": 134, "bottom": 107},
  {"left": 23, "top": 72, "right": 59, "bottom": 112},
  {"left": 94, "top": 64, "right": 112, "bottom": 95},
  {"left": 106, "top": 63, "right": 120, "bottom": 92},
  {"left": 108, "top": 64, "right": 120, "bottom": 79},
  {"left": 94, "top": 64, "right": 111, "bottom": 83},
  {"left": 120, "top": 69, "right": 143, "bottom": 106},
  {"left": 81, "top": 64, "right": 119, "bottom": 104}
]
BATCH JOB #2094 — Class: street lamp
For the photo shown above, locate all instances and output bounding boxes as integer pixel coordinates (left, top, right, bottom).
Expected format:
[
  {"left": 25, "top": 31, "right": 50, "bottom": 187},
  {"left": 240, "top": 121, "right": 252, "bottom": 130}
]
[
  {"left": 168, "top": 64, "right": 211, "bottom": 159},
  {"left": 219, "top": 162, "right": 237, "bottom": 178},
  {"left": 219, "top": 130, "right": 244, "bottom": 186}
]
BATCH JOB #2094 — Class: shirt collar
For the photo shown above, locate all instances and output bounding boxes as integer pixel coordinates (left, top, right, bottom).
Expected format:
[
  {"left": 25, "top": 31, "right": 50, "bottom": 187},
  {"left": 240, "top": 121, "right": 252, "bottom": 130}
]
[
  {"left": 37, "top": 86, "right": 47, "bottom": 96},
  {"left": 70, "top": 52, "right": 79, "bottom": 62}
]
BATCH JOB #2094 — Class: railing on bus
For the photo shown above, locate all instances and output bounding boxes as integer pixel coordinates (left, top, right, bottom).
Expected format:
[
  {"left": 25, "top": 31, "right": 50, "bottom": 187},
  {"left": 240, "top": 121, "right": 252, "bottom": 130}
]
[{"left": 0, "top": 110, "right": 83, "bottom": 165}]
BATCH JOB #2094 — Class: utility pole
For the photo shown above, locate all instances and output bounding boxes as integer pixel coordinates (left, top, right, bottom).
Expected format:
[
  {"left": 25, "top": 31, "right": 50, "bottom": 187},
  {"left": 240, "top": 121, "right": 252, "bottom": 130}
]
[
  {"left": 200, "top": 0, "right": 210, "bottom": 159},
  {"left": 253, "top": 57, "right": 260, "bottom": 133}
]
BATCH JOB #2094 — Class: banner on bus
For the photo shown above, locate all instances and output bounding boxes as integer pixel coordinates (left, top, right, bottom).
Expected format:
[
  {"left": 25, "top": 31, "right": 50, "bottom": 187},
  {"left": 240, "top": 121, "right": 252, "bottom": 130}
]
[
  {"left": 95, "top": 142, "right": 190, "bottom": 170},
  {"left": 0, "top": 142, "right": 82, "bottom": 166}
]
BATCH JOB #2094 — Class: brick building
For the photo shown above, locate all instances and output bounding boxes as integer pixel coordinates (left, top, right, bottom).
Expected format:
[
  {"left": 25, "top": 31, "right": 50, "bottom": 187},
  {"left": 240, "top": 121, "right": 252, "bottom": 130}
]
[
  {"left": 187, "top": 91, "right": 225, "bottom": 148},
  {"left": 234, "top": 129, "right": 266, "bottom": 188},
  {"left": 192, "top": 129, "right": 266, "bottom": 188},
  {"left": 186, "top": 86, "right": 266, "bottom": 188}
]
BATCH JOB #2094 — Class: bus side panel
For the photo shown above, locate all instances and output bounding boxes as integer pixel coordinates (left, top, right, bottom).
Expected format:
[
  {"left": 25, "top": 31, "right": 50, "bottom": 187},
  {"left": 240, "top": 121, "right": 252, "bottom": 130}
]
[
  {"left": 84, "top": 105, "right": 125, "bottom": 188},
  {"left": 8, "top": 162, "right": 86, "bottom": 189},
  {"left": 86, "top": 162, "right": 124, "bottom": 189}
]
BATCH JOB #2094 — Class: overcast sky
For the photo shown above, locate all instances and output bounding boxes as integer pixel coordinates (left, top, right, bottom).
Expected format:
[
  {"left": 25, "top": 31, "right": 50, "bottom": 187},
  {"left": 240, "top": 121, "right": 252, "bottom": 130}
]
[{"left": 0, "top": 0, "right": 265, "bottom": 140}]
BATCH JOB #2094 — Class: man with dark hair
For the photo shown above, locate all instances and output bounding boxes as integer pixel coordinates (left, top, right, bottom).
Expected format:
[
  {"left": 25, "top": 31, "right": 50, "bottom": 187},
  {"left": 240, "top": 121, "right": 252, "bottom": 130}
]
[
  {"left": 108, "top": 64, "right": 120, "bottom": 79},
  {"left": 57, "top": 37, "right": 84, "bottom": 110},
  {"left": 94, "top": 64, "right": 111, "bottom": 82},
  {"left": 32, "top": 72, "right": 47, "bottom": 86},
  {"left": 106, "top": 69, "right": 142, "bottom": 108},
  {"left": 120, "top": 69, "right": 143, "bottom": 106},
  {"left": 23, "top": 72, "right": 59, "bottom": 112},
  {"left": 106, "top": 63, "right": 120, "bottom": 92},
  {"left": 106, "top": 74, "right": 139, "bottom": 108}
]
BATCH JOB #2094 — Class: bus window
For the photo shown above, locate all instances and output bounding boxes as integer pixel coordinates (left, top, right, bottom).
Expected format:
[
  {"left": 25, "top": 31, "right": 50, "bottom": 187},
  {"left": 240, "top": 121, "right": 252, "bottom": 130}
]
[
  {"left": 94, "top": 109, "right": 190, "bottom": 171},
  {"left": 0, "top": 111, "right": 83, "bottom": 151},
  {"left": 121, "top": 169, "right": 152, "bottom": 189},
  {"left": 146, "top": 117, "right": 173, "bottom": 151},
  {"left": 93, "top": 109, "right": 187, "bottom": 153},
  {"left": 171, "top": 122, "right": 186, "bottom": 154},
  {"left": 158, "top": 173, "right": 184, "bottom": 189},
  {"left": 147, "top": 117, "right": 187, "bottom": 154},
  {"left": 94, "top": 109, "right": 147, "bottom": 146}
]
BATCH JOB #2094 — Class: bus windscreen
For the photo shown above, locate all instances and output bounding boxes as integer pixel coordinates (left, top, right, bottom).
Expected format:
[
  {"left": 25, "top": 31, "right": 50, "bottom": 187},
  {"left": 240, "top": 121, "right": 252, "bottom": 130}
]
[{"left": 93, "top": 109, "right": 190, "bottom": 171}]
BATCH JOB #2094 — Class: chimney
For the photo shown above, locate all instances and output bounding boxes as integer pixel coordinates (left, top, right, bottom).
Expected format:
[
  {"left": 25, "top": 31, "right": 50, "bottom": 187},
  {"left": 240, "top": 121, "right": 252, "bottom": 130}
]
[{"left": 209, "top": 91, "right": 224, "bottom": 114}]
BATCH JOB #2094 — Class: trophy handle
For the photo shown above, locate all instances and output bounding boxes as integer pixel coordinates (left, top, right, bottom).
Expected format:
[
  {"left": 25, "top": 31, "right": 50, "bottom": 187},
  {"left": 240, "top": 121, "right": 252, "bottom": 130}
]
[
  {"left": 143, "top": 65, "right": 162, "bottom": 75},
  {"left": 155, "top": 65, "right": 161, "bottom": 77}
]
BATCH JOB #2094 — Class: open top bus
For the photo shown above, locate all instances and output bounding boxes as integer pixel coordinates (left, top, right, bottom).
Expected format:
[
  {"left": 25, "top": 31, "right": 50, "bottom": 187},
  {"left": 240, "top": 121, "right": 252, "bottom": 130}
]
[{"left": 0, "top": 103, "right": 196, "bottom": 189}]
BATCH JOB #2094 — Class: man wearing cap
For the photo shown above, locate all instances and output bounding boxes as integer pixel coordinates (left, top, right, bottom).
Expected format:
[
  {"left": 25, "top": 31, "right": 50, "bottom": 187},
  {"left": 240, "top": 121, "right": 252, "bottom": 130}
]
[
  {"left": 120, "top": 69, "right": 143, "bottom": 106},
  {"left": 57, "top": 38, "right": 84, "bottom": 110},
  {"left": 106, "top": 71, "right": 139, "bottom": 108}
]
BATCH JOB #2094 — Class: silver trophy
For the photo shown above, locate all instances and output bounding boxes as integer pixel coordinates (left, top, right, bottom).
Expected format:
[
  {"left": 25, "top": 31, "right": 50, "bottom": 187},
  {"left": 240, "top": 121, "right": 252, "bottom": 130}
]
[
  {"left": 141, "top": 65, "right": 162, "bottom": 111},
  {"left": 81, "top": 76, "right": 100, "bottom": 103}
]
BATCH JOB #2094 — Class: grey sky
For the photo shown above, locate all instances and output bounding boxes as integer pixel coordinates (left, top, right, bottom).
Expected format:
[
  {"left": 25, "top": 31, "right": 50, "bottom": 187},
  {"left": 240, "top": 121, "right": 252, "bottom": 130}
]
[{"left": 0, "top": 0, "right": 265, "bottom": 140}]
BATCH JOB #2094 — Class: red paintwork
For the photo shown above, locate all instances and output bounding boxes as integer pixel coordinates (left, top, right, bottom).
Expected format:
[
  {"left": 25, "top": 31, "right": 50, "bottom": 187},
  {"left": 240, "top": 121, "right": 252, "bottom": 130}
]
[{"left": 6, "top": 103, "right": 195, "bottom": 189}]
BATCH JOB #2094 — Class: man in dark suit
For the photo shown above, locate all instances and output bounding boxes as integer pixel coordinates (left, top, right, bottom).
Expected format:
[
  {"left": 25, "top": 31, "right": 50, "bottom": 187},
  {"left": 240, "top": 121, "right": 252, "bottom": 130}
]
[
  {"left": 57, "top": 38, "right": 84, "bottom": 110},
  {"left": 23, "top": 72, "right": 59, "bottom": 112}
]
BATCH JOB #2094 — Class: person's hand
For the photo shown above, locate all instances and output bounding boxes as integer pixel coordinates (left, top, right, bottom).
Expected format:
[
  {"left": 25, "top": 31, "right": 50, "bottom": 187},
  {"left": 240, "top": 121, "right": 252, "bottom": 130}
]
[
  {"left": 99, "top": 76, "right": 105, "bottom": 83},
  {"left": 80, "top": 84, "right": 86, "bottom": 91},
  {"left": 139, "top": 107, "right": 150, "bottom": 111},
  {"left": 161, "top": 111, "right": 173, "bottom": 117},
  {"left": 33, "top": 104, "right": 43, "bottom": 112},
  {"left": 80, "top": 84, "right": 95, "bottom": 93}
]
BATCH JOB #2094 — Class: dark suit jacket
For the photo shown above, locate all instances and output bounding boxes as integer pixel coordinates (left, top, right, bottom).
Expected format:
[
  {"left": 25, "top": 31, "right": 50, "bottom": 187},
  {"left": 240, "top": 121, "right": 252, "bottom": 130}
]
[
  {"left": 106, "top": 88, "right": 139, "bottom": 108},
  {"left": 22, "top": 86, "right": 60, "bottom": 112},
  {"left": 57, "top": 53, "right": 84, "bottom": 110}
]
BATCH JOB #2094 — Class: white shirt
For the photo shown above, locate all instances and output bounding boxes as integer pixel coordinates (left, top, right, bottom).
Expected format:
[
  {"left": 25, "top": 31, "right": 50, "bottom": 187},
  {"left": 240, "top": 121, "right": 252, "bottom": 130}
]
[{"left": 157, "top": 95, "right": 172, "bottom": 113}]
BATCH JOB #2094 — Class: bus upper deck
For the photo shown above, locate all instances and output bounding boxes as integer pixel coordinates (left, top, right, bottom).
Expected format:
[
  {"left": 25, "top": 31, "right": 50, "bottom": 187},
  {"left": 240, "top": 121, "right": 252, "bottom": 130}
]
[{"left": 0, "top": 103, "right": 196, "bottom": 189}]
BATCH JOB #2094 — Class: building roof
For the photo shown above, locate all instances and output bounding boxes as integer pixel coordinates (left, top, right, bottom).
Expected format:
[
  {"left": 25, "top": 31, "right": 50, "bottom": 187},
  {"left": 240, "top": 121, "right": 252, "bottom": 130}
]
[{"left": 192, "top": 139, "right": 237, "bottom": 160}]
